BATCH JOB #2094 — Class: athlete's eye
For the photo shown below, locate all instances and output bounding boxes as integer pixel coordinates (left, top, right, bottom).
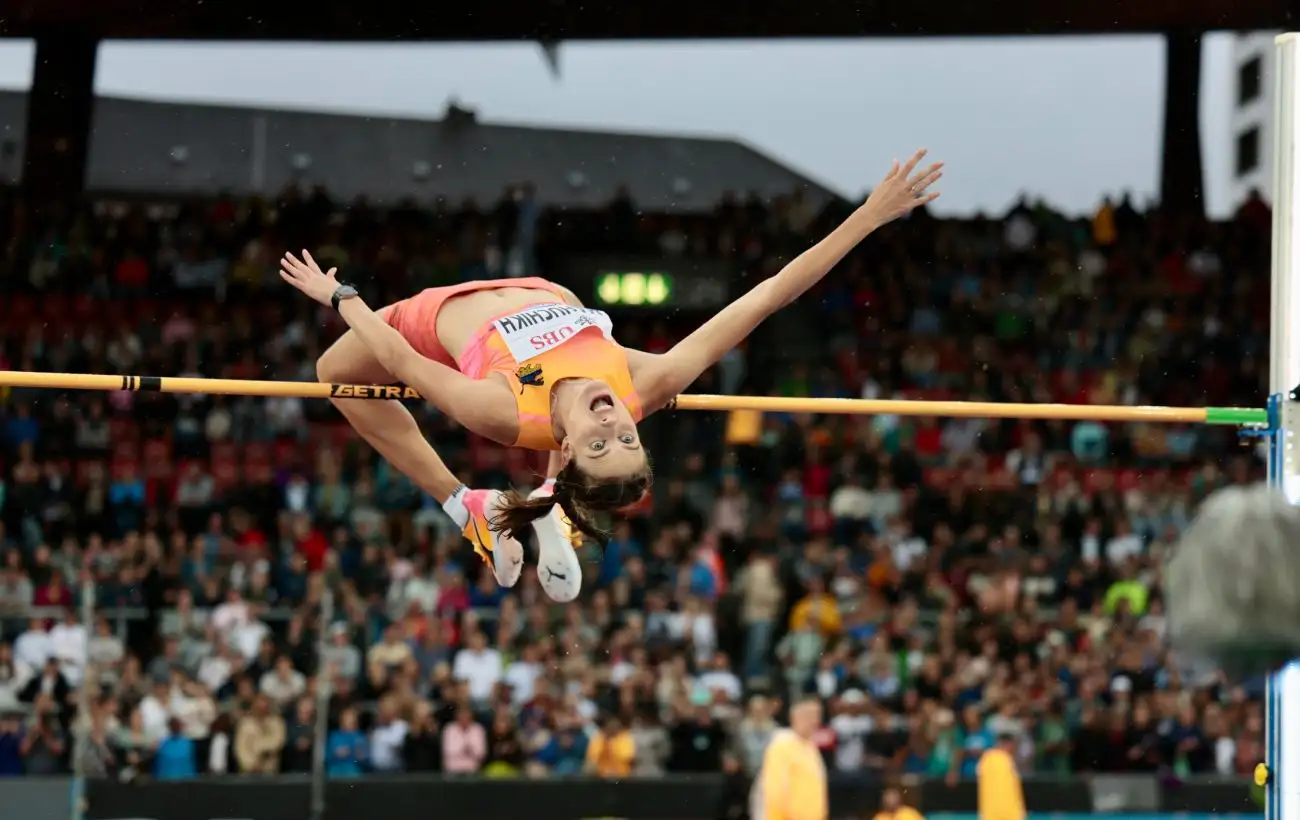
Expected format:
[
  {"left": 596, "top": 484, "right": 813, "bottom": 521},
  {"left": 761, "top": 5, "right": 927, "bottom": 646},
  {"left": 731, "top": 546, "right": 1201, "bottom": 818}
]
[{"left": 589, "top": 441, "right": 606, "bottom": 451}]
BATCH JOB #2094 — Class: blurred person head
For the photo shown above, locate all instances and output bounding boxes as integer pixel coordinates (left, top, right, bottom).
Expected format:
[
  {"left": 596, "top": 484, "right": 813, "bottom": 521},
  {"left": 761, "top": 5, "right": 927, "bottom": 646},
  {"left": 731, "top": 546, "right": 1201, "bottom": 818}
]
[
  {"left": 339, "top": 706, "right": 359, "bottom": 732},
  {"left": 790, "top": 696, "right": 822, "bottom": 740},
  {"left": 841, "top": 689, "right": 868, "bottom": 715}
]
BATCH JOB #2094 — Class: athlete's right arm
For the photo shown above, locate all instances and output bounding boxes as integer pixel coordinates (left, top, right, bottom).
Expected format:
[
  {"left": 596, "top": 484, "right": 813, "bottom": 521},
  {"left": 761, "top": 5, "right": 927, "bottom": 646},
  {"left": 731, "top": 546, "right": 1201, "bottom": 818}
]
[
  {"left": 334, "top": 298, "right": 516, "bottom": 441},
  {"left": 280, "top": 249, "right": 515, "bottom": 440}
]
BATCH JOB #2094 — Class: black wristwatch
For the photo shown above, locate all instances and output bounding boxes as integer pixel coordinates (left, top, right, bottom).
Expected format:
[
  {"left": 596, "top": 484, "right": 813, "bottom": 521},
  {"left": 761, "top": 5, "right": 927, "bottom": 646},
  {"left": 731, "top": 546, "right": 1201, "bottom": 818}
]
[{"left": 330, "top": 284, "right": 359, "bottom": 311}]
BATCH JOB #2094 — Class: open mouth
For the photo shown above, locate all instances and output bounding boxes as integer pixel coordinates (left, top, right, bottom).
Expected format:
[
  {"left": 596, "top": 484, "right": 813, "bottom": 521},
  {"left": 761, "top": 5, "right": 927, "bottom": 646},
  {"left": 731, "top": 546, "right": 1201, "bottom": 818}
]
[{"left": 589, "top": 393, "right": 615, "bottom": 412}]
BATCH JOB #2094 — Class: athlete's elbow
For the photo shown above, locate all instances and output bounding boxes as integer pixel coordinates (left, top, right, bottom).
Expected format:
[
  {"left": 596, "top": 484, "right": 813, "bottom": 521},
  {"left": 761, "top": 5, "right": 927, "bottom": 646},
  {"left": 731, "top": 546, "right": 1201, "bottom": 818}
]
[
  {"left": 755, "top": 278, "right": 790, "bottom": 310},
  {"left": 380, "top": 346, "right": 422, "bottom": 385}
]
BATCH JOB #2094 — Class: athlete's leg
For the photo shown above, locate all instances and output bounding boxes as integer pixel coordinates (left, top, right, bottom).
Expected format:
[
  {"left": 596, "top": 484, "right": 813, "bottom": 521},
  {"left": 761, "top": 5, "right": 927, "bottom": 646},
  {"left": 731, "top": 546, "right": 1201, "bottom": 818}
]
[
  {"left": 317, "top": 332, "right": 523, "bottom": 586},
  {"left": 317, "top": 331, "right": 461, "bottom": 502}
]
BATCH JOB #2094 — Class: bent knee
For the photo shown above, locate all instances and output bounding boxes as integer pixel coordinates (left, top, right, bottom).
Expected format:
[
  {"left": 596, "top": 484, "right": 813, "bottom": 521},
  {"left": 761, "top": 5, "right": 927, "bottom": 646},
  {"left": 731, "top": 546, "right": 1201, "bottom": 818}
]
[
  {"left": 316, "top": 347, "right": 343, "bottom": 383},
  {"left": 318, "top": 335, "right": 399, "bottom": 385}
]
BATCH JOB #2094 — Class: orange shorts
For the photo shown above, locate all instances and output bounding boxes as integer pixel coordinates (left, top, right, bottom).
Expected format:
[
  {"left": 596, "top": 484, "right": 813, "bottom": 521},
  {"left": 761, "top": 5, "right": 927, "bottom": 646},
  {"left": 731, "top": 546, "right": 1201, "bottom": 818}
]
[{"left": 383, "top": 277, "right": 567, "bottom": 369}]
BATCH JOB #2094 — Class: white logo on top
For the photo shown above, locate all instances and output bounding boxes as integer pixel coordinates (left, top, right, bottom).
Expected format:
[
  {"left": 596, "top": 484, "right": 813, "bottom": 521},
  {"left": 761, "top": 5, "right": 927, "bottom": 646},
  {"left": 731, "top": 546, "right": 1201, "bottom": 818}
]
[{"left": 492, "top": 302, "right": 615, "bottom": 363}]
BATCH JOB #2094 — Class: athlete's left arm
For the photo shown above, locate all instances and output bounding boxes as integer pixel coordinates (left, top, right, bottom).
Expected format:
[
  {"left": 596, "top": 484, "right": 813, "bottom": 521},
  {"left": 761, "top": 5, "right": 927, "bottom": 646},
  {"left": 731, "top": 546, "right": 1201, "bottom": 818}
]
[{"left": 638, "top": 150, "right": 942, "bottom": 408}]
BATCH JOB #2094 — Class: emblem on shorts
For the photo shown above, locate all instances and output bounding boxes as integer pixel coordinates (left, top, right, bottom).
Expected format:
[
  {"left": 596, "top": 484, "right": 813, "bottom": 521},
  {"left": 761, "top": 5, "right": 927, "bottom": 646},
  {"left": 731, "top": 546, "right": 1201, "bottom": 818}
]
[{"left": 517, "top": 364, "right": 545, "bottom": 392}]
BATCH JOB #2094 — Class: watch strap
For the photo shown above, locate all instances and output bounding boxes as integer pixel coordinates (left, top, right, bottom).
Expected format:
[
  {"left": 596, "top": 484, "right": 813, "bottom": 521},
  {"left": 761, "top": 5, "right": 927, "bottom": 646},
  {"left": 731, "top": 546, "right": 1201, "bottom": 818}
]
[{"left": 330, "top": 284, "right": 358, "bottom": 311}]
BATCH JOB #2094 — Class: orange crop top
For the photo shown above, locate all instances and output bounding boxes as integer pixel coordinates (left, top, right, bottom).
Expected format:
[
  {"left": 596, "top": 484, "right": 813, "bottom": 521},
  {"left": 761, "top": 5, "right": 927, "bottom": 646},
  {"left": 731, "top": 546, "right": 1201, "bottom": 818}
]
[{"left": 457, "top": 302, "right": 644, "bottom": 450}]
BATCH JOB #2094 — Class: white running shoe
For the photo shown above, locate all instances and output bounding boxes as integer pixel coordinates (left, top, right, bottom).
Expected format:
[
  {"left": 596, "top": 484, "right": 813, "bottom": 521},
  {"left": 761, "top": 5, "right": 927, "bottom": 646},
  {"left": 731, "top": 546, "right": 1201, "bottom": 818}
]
[
  {"left": 529, "top": 483, "right": 584, "bottom": 602},
  {"left": 460, "top": 488, "right": 524, "bottom": 588}
]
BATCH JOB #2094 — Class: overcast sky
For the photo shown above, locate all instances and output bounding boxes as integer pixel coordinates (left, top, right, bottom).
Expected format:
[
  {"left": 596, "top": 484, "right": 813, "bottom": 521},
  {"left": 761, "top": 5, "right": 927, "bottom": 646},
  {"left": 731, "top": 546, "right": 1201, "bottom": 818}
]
[{"left": 0, "top": 35, "right": 1239, "bottom": 216}]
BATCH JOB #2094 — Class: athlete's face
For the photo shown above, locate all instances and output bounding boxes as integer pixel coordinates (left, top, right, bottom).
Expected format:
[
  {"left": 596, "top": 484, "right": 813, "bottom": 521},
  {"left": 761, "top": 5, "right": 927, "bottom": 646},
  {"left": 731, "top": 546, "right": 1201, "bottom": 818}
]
[{"left": 560, "top": 380, "right": 647, "bottom": 479}]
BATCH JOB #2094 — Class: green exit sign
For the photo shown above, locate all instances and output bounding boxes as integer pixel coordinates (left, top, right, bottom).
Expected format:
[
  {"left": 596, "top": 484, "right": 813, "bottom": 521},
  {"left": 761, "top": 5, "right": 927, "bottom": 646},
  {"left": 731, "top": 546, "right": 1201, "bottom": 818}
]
[{"left": 594, "top": 271, "right": 673, "bottom": 306}]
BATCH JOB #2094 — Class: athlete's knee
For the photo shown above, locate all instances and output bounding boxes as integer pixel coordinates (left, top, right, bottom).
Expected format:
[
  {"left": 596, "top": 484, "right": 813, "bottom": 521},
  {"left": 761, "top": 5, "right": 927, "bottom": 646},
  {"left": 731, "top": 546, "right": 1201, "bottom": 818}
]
[{"left": 316, "top": 346, "right": 343, "bottom": 382}]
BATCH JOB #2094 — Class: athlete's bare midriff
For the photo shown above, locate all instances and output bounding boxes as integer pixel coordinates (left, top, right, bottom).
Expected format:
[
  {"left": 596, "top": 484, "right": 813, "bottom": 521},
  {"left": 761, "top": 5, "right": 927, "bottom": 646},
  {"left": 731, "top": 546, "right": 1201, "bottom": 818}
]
[{"left": 434, "top": 287, "right": 563, "bottom": 361}]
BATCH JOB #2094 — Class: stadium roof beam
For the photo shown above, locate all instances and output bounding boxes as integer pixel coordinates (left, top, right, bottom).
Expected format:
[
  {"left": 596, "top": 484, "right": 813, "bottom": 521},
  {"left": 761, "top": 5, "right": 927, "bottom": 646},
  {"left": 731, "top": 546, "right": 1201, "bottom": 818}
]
[{"left": 0, "top": 0, "right": 1296, "bottom": 39}]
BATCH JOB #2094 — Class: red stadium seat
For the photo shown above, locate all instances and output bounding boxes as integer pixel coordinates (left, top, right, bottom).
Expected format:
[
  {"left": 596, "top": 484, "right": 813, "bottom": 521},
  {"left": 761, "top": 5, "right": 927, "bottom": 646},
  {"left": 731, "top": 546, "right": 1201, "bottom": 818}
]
[
  {"left": 109, "top": 418, "right": 138, "bottom": 443},
  {"left": 272, "top": 439, "right": 299, "bottom": 466},
  {"left": 142, "top": 439, "right": 174, "bottom": 480},
  {"left": 210, "top": 453, "right": 239, "bottom": 493},
  {"left": 110, "top": 456, "right": 139, "bottom": 481},
  {"left": 244, "top": 442, "right": 273, "bottom": 483},
  {"left": 112, "top": 439, "right": 138, "bottom": 462}
]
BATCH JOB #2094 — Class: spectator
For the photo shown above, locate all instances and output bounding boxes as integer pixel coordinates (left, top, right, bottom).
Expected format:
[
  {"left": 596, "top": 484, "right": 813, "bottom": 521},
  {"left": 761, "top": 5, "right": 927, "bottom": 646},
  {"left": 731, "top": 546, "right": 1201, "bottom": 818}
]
[
  {"left": 207, "top": 714, "right": 234, "bottom": 775},
  {"left": 325, "top": 706, "right": 368, "bottom": 777},
  {"left": 235, "top": 694, "right": 286, "bottom": 774},
  {"left": 367, "top": 624, "right": 414, "bottom": 671},
  {"left": 369, "top": 696, "right": 409, "bottom": 773},
  {"left": 48, "top": 608, "right": 86, "bottom": 685},
  {"left": 79, "top": 711, "right": 117, "bottom": 780},
  {"left": 873, "top": 785, "right": 924, "bottom": 820},
  {"left": 19, "top": 698, "right": 66, "bottom": 775},
  {"left": 13, "top": 619, "right": 50, "bottom": 675},
  {"left": 19, "top": 658, "right": 70, "bottom": 707},
  {"left": 154, "top": 718, "right": 197, "bottom": 780},
  {"left": 402, "top": 701, "right": 441, "bottom": 772},
  {"left": 114, "top": 706, "right": 158, "bottom": 780},
  {"left": 260, "top": 655, "right": 306, "bottom": 708},
  {"left": 628, "top": 710, "right": 670, "bottom": 776},
  {"left": 483, "top": 712, "right": 525, "bottom": 777},
  {"left": 736, "top": 695, "right": 778, "bottom": 775},
  {"left": 441, "top": 707, "right": 486, "bottom": 775},
  {"left": 586, "top": 714, "right": 635, "bottom": 778},
  {"left": 830, "top": 690, "right": 873, "bottom": 773},
  {"left": 320, "top": 624, "right": 362, "bottom": 682},
  {"left": 452, "top": 629, "right": 502, "bottom": 705},
  {"left": 86, "top": 617, "right": 125, "bottom": 685},
  {"left": 0, "top": 646, "right": 19, "bottom": 712},
  {"left": 535, "top": 719, "right": 587, "bottom": 775},
  {"left": 736, "top": 552, "right": 783, "bottom": 679},
  {"left": 283, "top": 696, "right": 317, "bottom": 773},
  {"left": 0, "top": 713, "right": 22, "bottom": 776},
  {"left": 669, "top": 692, "right": 726, "bottom": 773}
]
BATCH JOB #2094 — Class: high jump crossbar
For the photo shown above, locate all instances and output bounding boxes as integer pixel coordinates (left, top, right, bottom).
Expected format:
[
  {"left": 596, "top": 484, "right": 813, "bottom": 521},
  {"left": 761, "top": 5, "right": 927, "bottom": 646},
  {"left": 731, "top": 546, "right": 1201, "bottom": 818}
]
[{"left": 0, "top": 370, "right": 1270, "bottom": 426}]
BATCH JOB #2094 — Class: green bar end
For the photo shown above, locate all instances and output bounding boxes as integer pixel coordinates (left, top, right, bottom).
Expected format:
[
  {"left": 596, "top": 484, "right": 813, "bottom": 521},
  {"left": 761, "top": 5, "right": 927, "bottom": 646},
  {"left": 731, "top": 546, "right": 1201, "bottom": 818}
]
[{"left": 1205, "top": 407, "right": 1270, "bottom": 426}]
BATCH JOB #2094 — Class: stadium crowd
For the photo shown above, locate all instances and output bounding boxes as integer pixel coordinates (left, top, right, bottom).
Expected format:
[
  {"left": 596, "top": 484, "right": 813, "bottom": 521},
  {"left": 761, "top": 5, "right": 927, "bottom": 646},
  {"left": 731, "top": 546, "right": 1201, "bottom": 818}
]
[{"left": 0, "top": 182, "right": 1274, "bottom": 782}]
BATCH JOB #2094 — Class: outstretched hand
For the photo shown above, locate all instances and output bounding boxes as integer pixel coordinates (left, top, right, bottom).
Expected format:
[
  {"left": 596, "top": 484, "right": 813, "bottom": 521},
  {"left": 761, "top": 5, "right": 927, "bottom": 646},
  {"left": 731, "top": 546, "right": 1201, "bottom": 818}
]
[
  {"left": 280, "top": 250, "right": 340, "bottom": 307},
  {"left": 860, "top": 149, "right": 943, "bottom": 228}
]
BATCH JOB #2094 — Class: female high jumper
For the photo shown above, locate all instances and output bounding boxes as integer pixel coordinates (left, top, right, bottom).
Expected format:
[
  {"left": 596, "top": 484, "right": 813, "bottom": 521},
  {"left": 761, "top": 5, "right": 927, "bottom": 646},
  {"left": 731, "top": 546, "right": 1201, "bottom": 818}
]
[{"left": 279, "top": 149, "right": 941, "bottom": 603}]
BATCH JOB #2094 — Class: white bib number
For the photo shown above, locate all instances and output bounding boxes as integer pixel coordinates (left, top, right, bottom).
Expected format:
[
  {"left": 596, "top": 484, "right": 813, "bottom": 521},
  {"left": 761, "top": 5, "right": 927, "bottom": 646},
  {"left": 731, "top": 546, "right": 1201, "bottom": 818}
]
[{"left": 492, "top": 302, "right": 615, "bottom": 363}]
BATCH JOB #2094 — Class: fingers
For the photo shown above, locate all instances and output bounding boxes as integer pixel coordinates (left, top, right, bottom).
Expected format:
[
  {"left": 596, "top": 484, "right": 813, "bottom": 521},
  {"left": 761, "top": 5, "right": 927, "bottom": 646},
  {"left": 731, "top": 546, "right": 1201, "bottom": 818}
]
[
  {"left": 899, "top": 148, "right": 928, "bottom": 178},
  {"left": 883, "top": 159, "right": 900, "bottom": 181},
  {"left": 280, "top": 252, "right": 305, "bottom": 274},
  {"left": 909, "top": 162, "right": 944, "bottom": 193}
]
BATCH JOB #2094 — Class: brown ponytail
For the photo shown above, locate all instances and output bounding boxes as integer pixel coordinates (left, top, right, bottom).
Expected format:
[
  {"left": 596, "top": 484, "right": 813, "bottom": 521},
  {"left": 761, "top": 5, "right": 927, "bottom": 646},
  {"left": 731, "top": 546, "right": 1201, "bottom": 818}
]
[{"left": 490, "top": 460, "right": 653, "bottom": 547}]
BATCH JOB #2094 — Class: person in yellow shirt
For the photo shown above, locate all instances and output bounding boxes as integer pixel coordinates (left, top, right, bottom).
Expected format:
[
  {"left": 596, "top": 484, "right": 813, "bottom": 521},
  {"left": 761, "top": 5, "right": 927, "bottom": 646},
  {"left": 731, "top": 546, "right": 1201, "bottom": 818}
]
[
  {"left": 976, "top": 733, "right": 1026, "bottom": 820},
  {"left": 753, "top": 697, "right": 828, "bottom": 820},
  {"left": 788, "top": 578, "right": 842, "bottom": 637},
  {"left": 872, "top": 784, "right": 924, "bottom": 820},
  {"left": 585, "top": 715, "right": 636, "bottom": 779}
]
